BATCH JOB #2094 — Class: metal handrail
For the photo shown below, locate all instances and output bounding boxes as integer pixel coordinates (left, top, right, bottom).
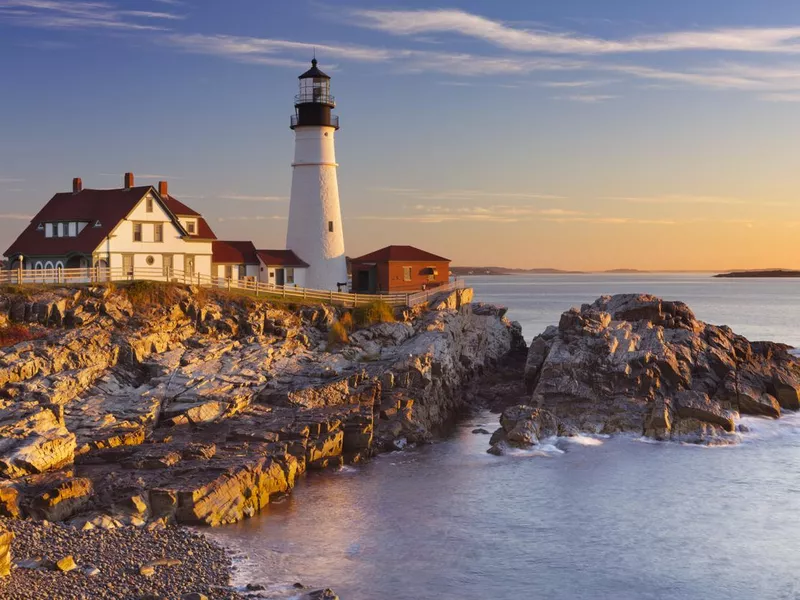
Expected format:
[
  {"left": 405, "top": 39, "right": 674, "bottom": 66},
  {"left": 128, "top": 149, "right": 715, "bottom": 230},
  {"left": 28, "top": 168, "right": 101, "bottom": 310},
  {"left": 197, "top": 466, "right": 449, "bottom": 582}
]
[
  {"left": 290, "top": 114, "right": 339, "bottom": 129},
  {"left": 294, "top": 92, "right": 335, "bottom": 106}
]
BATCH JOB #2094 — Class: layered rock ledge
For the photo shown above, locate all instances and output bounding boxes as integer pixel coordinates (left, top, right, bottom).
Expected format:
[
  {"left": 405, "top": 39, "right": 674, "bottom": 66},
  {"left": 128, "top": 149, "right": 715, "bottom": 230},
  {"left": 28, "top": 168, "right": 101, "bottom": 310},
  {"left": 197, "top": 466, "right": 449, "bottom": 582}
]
[
  {"left": 0, "top": 282, "right": 521, "bottom": 595},
  {"left": 490, "top": 294, "right": 800, "bottom": 452}
]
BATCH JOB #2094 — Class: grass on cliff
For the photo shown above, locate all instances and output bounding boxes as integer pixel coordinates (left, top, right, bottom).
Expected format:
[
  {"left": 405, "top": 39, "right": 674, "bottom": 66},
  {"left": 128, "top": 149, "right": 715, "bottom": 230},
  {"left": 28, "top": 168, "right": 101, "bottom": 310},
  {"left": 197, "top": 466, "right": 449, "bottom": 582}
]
[
  {"left": 327, "top": 320, "right": 350, "bottom": 348},
  {"left": 0, "top": 323, "right": 44, "bottom": 347},
  {"left": 120, "top": 281, "right": 202, "bottom": 310},
  {"left": 353, "top": 299, "right": 395, "bottom": 327}
]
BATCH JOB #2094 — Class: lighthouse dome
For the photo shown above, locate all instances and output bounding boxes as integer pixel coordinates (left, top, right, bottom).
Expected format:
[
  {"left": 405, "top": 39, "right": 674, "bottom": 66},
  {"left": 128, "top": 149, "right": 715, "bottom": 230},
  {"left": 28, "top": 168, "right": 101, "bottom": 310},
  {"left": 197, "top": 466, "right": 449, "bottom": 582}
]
[{"left": 298, "top": 58, "right": 330, "bottom": 80}]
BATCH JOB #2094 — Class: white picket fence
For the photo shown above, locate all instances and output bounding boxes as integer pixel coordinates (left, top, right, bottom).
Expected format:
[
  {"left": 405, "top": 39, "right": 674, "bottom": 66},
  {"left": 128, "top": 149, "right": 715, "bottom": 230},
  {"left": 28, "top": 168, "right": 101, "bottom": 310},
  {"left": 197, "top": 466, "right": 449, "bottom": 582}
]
[{"left": 0, "top": 266, "right": 465, "bottom": 308}]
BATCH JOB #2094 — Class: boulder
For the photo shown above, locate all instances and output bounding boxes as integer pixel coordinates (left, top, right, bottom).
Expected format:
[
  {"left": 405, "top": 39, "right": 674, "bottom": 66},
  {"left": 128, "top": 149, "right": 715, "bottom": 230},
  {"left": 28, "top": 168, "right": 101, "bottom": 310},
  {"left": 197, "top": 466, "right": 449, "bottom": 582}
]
[
  {"left": 512, "top": 294, "right": 800, "bottom": 445},
  {"left": 0, "top": 527, "right": 12, "bottom": 578},
  {"left": 0, "top": 402, "right": 77, "bottom": 478},
  {"left": 28, "top": 476, "right": 94, "bottom": 521}
]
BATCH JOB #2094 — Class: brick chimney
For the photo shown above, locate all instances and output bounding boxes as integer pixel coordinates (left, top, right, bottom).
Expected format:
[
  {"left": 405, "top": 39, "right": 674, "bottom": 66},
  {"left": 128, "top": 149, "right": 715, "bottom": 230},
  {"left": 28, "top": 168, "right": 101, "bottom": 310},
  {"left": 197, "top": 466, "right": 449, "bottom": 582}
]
[
  {"left": 158, "top": 180, "right": 168, "bottom": 198},
  {"left": 124, "top": 172, "right": 134, "bottom": 189},
  {"left": 72, "top": 177, "right": 82, "bottom": 193}
]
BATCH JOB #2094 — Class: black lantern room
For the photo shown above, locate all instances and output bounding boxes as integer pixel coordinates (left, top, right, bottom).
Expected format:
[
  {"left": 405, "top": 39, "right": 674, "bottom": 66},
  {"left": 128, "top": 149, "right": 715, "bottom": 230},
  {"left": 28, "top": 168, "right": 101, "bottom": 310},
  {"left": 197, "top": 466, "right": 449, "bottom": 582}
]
[{"left": 290, "top": 59, "right": 339, "bottom": 130}]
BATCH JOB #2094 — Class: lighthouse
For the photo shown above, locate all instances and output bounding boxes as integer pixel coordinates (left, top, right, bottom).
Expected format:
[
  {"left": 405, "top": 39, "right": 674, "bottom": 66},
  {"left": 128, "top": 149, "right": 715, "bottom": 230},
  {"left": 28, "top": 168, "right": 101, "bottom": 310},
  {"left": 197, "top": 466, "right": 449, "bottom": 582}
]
[{"left": 285, "top": 59, "right": 348, "bottom": 291}]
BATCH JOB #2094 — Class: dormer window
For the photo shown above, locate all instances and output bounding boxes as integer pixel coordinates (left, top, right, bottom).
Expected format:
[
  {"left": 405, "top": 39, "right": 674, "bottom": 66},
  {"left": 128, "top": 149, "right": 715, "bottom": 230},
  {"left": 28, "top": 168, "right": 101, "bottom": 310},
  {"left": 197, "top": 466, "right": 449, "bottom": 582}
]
[
  {"left": 186, "top": 221, "right": 196, "bottom": 234},
  {"left": 45, "top": 223, "right": 53, "bottom": 238}
]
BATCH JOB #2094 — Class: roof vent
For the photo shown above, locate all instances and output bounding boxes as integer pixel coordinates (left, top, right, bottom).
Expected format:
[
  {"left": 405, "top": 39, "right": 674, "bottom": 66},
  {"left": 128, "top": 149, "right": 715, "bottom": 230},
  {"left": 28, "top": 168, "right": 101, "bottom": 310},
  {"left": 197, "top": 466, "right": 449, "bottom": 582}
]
[
  {"left": 93, "top": 220, "right": 102, "bottom": 228},
  {"left": 124, "top": 172, "right": 134, "bottom": 189},
  {"left": 36, "top": 223, "right": 44, "bottom": 231},
  {"left": 72, "top": 177, "right": 82, "bottom": 193}
]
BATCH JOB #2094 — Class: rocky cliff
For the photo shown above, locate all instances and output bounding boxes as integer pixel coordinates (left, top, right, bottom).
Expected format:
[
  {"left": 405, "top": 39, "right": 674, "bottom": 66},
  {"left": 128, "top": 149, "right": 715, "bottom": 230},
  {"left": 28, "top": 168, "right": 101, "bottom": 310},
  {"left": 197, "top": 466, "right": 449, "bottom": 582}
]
[
  {"left": 489, "top": 294, "right": 800, "bottom": 452},
  {"left": 0, "top": 283, "right": 522, "bottom": 530}
]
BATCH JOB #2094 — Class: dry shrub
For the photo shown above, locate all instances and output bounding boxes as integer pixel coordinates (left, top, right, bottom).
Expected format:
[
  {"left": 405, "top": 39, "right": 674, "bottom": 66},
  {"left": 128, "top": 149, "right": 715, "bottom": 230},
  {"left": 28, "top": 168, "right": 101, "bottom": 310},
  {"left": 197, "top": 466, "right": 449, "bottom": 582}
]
[
  {"left": 339, "top": 311, "right": 354, "bottom": 332},
  {"left": 0, "top": 323, "right": 43, "bottom": 347},
  {"left": 328, "top": 320, "right": 349, "bottom": 348},
  {"left": 353, "top": 299, "right": 395, "bottom": 327},
  {"left": 123, "top": 281, "right": 186, "bottom": 310}
]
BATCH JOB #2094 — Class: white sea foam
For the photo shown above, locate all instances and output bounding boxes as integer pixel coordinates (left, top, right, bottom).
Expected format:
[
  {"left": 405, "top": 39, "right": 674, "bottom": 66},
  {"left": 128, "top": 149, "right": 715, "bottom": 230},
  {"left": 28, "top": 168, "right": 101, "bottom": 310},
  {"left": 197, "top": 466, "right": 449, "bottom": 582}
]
[{"left": 560, "top": 434, "right": 605, "bottom": 447}]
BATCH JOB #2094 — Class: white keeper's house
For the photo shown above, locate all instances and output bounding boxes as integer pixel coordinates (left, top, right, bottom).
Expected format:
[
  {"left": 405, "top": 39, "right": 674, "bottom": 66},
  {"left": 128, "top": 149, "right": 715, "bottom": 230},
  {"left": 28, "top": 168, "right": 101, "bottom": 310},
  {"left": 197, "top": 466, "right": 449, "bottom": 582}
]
[{"left": 4, "top": 172, "right": 308, "bottom": 286}]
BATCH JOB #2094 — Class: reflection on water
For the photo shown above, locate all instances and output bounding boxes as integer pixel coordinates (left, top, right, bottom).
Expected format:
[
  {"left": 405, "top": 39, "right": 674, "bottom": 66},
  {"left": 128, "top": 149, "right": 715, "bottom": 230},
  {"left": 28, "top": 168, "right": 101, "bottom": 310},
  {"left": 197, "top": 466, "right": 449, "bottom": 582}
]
[
  {"left": 210, "top": 274, "right": 800, "bottom": 600},
  {"left": 214, "top": 413, "right": 800, "bottom": 600}
]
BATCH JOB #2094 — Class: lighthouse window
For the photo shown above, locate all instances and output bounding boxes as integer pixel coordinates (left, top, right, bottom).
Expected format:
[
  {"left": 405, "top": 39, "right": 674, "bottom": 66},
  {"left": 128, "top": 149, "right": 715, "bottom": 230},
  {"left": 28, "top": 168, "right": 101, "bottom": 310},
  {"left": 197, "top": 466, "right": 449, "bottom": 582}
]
[
  {"left": 328, "top": 221, "right": 334, "bottom": 233},
  {"left": 403, "top": 267, "right": 412, "bottom": 282}
]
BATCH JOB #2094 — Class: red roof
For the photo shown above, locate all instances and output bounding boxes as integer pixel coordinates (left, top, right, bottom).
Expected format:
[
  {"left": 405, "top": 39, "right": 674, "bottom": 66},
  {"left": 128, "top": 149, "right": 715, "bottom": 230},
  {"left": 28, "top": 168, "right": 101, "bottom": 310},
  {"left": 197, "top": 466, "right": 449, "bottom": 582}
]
[
  {"left": 256, "top": 249, "right": 309, "bottom": 268},
  {"left": 212, "top": 240, "right": 258, "bottom": 264},
  {"left": 351, "top": 245, "right": 450, "bottom": 263},
  {"left": 192, "top": 217, "right": 217, "bottom": 240},
  {"left": 161, "top": 195, "right": 201, "bottom": 217},
  {"left": 4, "top": 185, "right": 215, "bottom": 258},
  {"left": 5, "top": 186, "right": 154, "bottom": 257}
]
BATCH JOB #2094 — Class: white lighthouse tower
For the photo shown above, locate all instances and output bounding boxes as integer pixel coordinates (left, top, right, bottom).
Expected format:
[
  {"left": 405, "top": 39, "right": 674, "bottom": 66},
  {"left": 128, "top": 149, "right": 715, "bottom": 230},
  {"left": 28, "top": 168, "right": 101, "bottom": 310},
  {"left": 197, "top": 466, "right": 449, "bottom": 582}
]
[{"left": 285, "top": 59, "right": 348, "bottom": 291}]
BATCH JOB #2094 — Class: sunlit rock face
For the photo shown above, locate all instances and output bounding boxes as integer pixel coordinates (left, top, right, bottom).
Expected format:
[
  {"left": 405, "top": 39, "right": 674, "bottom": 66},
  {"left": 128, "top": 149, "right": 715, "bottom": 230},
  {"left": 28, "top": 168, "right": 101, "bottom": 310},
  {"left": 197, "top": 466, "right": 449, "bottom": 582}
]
[
  {"left": 522, "top": 294, "right": 800, "bottom": 445},
  {"left": 0, "top": 284, "right": 521, "bottom": 526}
]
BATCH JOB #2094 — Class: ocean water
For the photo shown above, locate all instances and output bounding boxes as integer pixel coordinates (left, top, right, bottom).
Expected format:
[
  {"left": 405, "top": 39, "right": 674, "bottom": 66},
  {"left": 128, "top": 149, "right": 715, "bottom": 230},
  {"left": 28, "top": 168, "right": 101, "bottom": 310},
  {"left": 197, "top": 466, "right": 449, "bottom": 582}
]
[{"left": 213, "top": 274, "right": 800, "bottom": 600}]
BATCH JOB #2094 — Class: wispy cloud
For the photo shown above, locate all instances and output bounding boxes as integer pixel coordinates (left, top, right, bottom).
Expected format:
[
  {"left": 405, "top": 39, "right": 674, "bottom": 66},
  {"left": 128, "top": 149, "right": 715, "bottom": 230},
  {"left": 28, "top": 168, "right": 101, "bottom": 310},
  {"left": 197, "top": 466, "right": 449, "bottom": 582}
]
[
  {"left": 218, "top": 194, "right": 287, "bottom": 202},
  {"left": 606, "top": 194, "right": 746, "bottom": 205},
  {"left": 555, "top": 94, "right": 618, "bottom": 103},
  {"left": 164, "top": 32, "right": 584, "bottom": 75},
  {"left": 542, "top": 79, "right": 616, "bottom": 88},
  {"left": 0, "top": 213, "right": 33, "bottom": 220},
  {"left": 217, "top": 215, "right": 287, "bottom": 222},
  {"left": 352, "top": 8, "right": 800, "bottom": 55},
  {"left": 98, "top": 172, "right": 177, "bottom": 180},
  {"left": 0, "top": 177, "right": 24, "bottom": 183},
  {"left": 0, "top": 1, "right": 182, "bottom": 31},
  {"left": 374, "top": 187, "right": 565, "bottom": 201},
  {"left": 544, "top": 216, "right": 677, "bottom": 225},
  {"left": 760, "top": 92, "right": 800, "bottom": 102}
]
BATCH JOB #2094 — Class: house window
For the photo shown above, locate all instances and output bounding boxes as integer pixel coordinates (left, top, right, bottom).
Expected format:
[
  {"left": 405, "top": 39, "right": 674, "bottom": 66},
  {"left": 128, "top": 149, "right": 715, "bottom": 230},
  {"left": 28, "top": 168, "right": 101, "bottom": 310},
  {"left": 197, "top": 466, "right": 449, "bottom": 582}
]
[
  {"left": 45, "top": 223, "right": 53, "bottom": 238},
  {"left": 133, "top": 223, "right": 142, "bottom": 242},
  {"left": 238, "top": 265, "right": 246, "bottom": 280},
  {"left": 146, "top": 197, "right": 153, "bottom": 213},
  {"left": 68, "top": 222, "right": 77, "bottom": 237},
  {"left": 403, "top": 266, "right": 412, "bottom": 282},
  {"left": 224, "top": 265, "right": 233, "bottom": 280},
  {"left": 186, "top": 221, "right": 196, "bottom": 234},
  {"left": 185, "top": 255, "right": 195, "bottom": 276},
  {"left": 146, "top": 255, "right": 155, "bottom": 266},
  {"left": 57, "top": 223, "right": 64, "bottom": 237},
  {"left": 122, "top": 255, "right": 133, "bottom": 277},
  {"left": 163, "top": 254, "right": 173, "bottom": 278},
  {"left": 328, "top": 221, "right": 334, "bottom": 233},
  {"left": 154, "top": 223, "right": 163, "bottom": 243},
  {"left": 286, "top": 268, "right": 295, "bottom": 284},
  {"left": 426, "top": 266, "right": 436, "bottom": 282}
]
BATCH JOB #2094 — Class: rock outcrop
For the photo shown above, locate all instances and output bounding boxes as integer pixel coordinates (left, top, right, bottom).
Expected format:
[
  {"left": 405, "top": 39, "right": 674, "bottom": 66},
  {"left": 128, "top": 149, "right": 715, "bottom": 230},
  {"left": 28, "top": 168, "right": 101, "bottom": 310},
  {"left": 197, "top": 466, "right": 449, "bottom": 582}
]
[
  {"left": 0, "top": 283, "right": 521, "bottom": 528},
  {"left": 516, "top": 294, "right": 800, "bottom": 445},
  {"left": 0, "top": 526, "right": 11, "bottom": 578}
]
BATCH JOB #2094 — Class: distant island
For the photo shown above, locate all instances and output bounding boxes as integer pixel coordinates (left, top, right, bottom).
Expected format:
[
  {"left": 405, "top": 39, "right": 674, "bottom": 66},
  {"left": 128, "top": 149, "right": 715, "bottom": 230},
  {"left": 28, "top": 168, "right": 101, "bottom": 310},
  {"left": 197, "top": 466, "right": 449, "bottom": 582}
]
[
  {"left": 715, "top": 269, "right": 800, "bottom": 278},
  {"left": 451, "top": 266, "right": 586, "bottom": 276}
]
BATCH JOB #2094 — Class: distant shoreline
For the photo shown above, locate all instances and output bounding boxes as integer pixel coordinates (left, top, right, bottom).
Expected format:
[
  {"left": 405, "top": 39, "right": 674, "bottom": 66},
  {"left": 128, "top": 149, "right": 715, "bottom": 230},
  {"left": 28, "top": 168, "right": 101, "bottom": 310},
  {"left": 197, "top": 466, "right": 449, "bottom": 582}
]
[
  {"left": 714, "top": 269, "right": 800, "bottom": 278},
  {"left": 451, "top": 267, "right": 717, "bottom": 276}
]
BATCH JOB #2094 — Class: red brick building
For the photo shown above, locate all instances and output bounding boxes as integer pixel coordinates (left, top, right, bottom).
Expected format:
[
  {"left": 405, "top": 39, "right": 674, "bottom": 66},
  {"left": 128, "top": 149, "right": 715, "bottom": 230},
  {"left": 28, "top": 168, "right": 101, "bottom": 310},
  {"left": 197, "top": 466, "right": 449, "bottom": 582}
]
[{"left": 350, "top": 245, "right": 450, "bottom": 293}]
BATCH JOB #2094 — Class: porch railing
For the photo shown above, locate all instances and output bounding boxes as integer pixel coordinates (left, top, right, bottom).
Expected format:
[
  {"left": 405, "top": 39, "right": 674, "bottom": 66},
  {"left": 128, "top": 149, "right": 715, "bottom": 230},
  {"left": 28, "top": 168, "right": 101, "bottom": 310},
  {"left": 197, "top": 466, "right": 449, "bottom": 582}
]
[{"left": 0, "top": 266, "right": 466, "bottom": 308}]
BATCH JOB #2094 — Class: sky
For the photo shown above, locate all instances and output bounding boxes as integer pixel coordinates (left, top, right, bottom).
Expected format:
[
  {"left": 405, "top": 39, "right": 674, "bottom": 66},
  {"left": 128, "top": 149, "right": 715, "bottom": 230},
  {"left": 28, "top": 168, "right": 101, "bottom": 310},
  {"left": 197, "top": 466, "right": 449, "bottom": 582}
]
[{"left": 1, "top": 1, "right": 800, "bottom": 271}]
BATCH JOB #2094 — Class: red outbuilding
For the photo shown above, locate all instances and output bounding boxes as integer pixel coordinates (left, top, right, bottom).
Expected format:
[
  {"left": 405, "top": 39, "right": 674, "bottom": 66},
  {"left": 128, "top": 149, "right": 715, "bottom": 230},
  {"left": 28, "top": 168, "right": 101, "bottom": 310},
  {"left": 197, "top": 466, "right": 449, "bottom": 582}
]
[{"left": 350, "top": 245, "right": 450, "bottom": 293}]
